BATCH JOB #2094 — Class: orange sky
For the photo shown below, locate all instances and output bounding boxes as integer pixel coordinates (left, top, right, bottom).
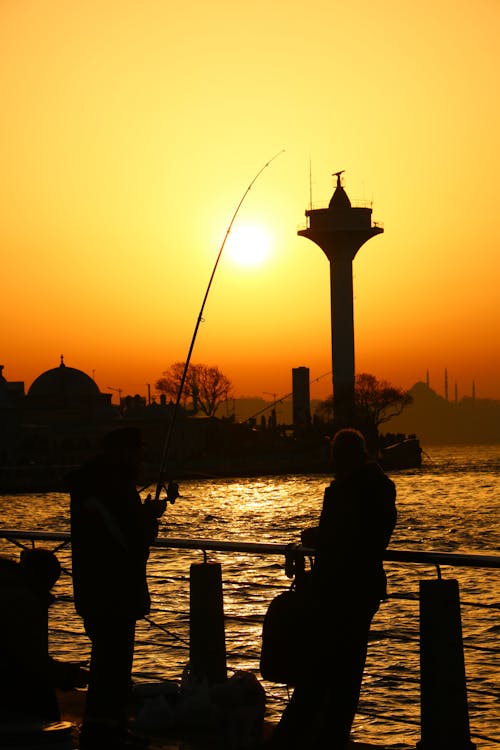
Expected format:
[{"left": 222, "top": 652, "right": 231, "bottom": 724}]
[{"left": 2, "top": 0, "right": 499, "bottom": 404}]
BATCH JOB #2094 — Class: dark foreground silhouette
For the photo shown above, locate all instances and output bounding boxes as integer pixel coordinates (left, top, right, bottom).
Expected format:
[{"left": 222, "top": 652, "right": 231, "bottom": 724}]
[{"left": 267, "top": 428, "right": 397, "bottom": 749}]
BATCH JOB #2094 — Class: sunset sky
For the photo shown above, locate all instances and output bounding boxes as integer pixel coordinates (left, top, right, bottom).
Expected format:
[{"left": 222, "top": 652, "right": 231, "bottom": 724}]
[{"left": 2, "top": 0, "right": 499, "bottom": 405}]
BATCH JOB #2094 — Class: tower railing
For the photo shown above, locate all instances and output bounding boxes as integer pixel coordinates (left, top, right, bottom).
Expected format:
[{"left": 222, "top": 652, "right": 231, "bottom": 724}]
[{"left": 305, "top": 199, "right": 375, "bottom": 211}]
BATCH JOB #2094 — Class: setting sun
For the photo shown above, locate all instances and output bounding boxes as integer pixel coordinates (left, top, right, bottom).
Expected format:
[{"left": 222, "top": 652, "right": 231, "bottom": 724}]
[
  {"left": 1, "top": 1, "right": 499, "bottom": 403},
  {"left": 225, "top": 222, "right": 272, "bottom": 267}
]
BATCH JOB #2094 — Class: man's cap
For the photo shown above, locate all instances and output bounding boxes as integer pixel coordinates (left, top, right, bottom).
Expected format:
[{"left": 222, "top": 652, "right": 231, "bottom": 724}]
[{"left": 100, "top": 426, "right": 144, "bottom": 452}]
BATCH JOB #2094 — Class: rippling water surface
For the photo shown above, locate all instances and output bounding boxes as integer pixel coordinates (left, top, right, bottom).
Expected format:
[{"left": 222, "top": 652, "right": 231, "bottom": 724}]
[{"left": 1, "top": 444, "right": 498, "bottom": 749}]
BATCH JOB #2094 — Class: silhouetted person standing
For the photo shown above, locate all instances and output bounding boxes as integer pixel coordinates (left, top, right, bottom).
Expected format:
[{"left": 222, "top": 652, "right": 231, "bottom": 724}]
[
  {"left": 0, "top": 550, "right": 60, "bottom": 724},
  {"left": 67, "top": 427, "right": 178, "bottom": 750},
  {"left": 19, "top": 548, "right": 89, "bottom": 692},
  {"left": 270, "top": 427, "right": 397, "bottom": 749}
]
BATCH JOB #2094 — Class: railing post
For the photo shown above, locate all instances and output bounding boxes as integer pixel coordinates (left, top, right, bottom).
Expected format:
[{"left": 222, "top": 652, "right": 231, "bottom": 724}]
[
  {"left": 417, "top": 578, "right": 476, "bottom": 750},
  {"left": 189, "top": 562, "right": 227, "bottom": 684}
]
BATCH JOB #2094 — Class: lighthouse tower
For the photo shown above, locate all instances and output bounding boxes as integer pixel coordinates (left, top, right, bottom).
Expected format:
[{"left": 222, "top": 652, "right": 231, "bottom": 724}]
[{"left": 298, "top": 171, "right": 383, "bottom": 426}]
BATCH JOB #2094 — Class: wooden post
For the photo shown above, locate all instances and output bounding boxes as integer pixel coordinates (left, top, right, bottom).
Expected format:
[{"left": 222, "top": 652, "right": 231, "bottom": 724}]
[
  {"left": 417, "top": 578, "right": 475, "bottom": 750},
  {"left": 189, "top": 562, "right": 227, "bottom": 684}
]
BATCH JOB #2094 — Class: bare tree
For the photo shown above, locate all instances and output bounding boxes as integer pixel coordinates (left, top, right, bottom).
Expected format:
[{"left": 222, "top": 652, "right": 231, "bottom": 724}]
[
  {"left": 354, "top": 372, "right": 412, "bottom": 429},
  {"left": 313, "top": 373, "right": 412, "bottom": 430},
  {"left": 155, "top": 362, "right": 191, "bottom": 409},
  {"left": 155, "top": 362, "right": 233, "bottom": 417}
]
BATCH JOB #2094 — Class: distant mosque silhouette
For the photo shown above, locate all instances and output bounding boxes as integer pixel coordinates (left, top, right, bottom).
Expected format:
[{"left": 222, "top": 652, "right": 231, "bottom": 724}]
[
  {"left": 27, "top": 355, "right": 111, "bottom": 409},
  {"left": 298, "top": 171, "right": 383, "bottom": 426}
]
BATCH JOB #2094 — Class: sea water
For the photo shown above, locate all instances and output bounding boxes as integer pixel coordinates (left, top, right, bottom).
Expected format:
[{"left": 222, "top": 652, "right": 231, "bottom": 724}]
[{"left": 0, "top": 444, "right": 498, "bottom": 749}]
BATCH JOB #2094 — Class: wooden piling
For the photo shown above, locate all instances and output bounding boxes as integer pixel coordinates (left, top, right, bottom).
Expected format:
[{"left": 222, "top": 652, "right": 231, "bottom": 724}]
[
  {"left": 417, "top": 578, "right": 475, "bottom": 750},
  {"left": 189, "top": 562, "right": 227, "bottom": 684}
]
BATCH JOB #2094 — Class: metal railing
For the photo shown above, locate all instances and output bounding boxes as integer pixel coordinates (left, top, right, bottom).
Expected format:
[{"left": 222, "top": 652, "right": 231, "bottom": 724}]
[
  {"left": 2, "top": 529, "right": 498, "bottom": 568},
  {"left": 0, "top": 529, "right": 498, "bottom": 749}
]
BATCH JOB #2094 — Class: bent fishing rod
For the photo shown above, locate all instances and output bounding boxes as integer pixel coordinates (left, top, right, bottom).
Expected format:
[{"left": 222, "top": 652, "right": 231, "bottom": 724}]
[{"left": 149, "top": 149, "right": 285, "bottom": 504}]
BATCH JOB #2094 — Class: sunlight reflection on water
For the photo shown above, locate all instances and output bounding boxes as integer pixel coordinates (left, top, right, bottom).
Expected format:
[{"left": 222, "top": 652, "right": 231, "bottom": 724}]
[{"left": 0, "top": 444, "right": 498, "bottom": 749}]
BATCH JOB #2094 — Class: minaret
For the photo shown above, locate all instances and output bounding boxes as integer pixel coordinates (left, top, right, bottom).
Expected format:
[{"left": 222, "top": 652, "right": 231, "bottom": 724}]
[{"left": 297, "top": 171, "right": 383, "bottom": 426}]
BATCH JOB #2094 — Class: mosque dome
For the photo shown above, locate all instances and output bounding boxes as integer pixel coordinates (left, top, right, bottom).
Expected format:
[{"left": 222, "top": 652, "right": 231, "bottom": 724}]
[{"left": 28, "top": 357, "right": 100, "bottom": 398}]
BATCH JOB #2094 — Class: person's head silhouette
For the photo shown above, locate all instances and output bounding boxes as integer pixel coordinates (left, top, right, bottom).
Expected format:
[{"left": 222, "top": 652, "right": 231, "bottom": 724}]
[
  {"left": 19, "top": 548, "right": 61, "bottom": 592},
  {"left": 331, "top": 428, "right": 367, "bottom": 477}
]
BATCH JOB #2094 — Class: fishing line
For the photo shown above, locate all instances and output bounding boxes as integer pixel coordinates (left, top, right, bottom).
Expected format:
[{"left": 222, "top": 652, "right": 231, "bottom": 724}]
[
  {"left": 150, "top": 149, "right": 285, "bottom": 502},
  {"left": 246, "top": 370, "right": 332, "bottom": 422}
]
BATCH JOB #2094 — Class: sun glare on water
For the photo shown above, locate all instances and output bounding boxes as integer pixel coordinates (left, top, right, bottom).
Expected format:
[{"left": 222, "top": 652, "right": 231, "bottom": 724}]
[{"left": 225, "top": 222, "right": 272, "bottom": 267}]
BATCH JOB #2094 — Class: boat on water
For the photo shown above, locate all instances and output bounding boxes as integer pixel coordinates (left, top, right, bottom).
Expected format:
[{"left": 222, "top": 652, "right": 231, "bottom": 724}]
[{"left": 379, "top": 436, "right": 422, "bottom": 471}]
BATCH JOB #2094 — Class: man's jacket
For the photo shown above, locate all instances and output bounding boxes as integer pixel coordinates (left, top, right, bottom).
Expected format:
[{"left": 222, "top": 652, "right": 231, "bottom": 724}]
[{"left": 67, "top": 455, "right": 158, "bottom": 621}]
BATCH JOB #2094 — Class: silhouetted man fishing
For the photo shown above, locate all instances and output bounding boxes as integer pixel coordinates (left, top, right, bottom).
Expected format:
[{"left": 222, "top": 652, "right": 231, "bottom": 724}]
[{"left": 67, "top": 427, "right": 178, "bottom": 750}]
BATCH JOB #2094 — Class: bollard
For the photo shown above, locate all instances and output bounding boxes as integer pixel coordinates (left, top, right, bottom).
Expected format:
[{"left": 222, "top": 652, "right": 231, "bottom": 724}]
[
  {"left": 189, "top": 562, "right": 227, "bottom": 684},
  {"left": 417, "top": 578, "right": 476, "bottom": 750}
]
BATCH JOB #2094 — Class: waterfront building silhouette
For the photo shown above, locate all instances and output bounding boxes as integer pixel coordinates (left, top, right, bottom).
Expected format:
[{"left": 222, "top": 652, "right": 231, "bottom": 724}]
[{"left": 298, "top": 171, "right": 383, "bottom": 426}]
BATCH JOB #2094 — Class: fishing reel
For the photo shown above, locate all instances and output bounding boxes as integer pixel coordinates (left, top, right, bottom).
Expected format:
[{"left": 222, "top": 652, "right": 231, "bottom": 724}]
[{"left": 144, "top": 481, "right": 180, "bottom": 517}]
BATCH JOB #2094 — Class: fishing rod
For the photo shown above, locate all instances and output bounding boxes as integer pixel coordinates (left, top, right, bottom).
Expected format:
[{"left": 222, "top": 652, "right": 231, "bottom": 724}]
[{"left": 151, "top": 149, "right": 286, "bottom": 503}]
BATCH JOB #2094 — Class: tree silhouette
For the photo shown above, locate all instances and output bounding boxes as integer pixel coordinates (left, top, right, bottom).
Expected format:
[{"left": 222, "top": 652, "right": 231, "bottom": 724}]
[
  {"left": 354, "top": 372, "right": 412, "bottom": 429},
  {"left": 155, "top": 362, "right": 233, "bottom": 417},
  {"left": 314, "top": 373, "right": 412, "bottom": 431}
]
